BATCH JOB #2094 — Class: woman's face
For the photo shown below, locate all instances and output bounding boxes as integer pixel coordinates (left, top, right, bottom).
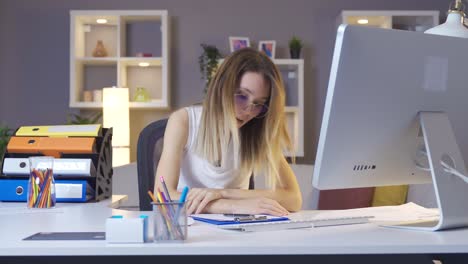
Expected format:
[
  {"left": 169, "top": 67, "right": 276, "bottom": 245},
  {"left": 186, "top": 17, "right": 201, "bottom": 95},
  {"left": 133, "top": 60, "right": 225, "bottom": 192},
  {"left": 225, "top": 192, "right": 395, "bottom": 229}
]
[{"left": 234, "top": 72, "right": 270, "bottom": 128}]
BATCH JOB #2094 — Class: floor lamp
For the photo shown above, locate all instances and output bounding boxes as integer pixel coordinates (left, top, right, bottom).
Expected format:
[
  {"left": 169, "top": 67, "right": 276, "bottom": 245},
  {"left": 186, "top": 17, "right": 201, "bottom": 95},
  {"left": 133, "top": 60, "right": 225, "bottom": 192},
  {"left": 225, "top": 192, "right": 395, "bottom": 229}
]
[{"left": 103, "top": 87, "right": 130, "bottom": 167}]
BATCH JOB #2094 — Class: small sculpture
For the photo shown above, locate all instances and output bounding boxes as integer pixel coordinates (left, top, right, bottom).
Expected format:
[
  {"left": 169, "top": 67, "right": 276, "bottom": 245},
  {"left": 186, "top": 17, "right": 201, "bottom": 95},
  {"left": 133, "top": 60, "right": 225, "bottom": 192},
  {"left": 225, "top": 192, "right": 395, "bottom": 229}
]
[{"left": 93, "top": 40, "right": 108, "bottom": 57}]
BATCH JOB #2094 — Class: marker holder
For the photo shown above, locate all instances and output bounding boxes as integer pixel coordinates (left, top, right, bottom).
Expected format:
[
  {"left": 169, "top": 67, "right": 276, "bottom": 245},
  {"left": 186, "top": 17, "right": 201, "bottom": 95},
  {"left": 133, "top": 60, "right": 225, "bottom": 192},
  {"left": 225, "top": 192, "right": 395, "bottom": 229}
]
[{"left": 152, "top": 201, "right": 188, "bottom": 242}]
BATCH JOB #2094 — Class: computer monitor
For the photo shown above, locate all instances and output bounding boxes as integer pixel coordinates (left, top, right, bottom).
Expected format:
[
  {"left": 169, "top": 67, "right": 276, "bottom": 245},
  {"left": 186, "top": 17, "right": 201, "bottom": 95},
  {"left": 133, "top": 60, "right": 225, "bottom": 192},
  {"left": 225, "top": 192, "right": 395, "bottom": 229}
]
[{"left": 313, "top": 24, "right": 468, "bottom": 231}]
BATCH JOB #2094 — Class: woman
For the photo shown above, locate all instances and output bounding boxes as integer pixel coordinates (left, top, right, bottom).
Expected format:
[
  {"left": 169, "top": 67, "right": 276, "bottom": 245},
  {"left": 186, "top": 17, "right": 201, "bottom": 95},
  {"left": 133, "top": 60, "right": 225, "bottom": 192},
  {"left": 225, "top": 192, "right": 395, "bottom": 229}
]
[{"left": 154, "top": 48, "right": 302, "bottom": 216}]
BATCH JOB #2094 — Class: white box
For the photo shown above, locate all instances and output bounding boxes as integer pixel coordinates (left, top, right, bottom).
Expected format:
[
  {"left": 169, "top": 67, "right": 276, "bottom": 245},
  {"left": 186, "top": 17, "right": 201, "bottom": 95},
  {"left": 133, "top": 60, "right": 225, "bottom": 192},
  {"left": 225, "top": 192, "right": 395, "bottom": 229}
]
[{"left": 105, "top": 215, "right": 148, "bottom": 243}]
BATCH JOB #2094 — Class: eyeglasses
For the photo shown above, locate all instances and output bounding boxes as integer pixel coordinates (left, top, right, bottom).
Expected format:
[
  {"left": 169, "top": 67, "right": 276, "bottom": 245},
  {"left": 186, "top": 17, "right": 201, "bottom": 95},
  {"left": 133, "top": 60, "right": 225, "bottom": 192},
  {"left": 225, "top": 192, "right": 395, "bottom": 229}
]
[{"left": 234, "top": 93, "right": 269, "bottom": 118}]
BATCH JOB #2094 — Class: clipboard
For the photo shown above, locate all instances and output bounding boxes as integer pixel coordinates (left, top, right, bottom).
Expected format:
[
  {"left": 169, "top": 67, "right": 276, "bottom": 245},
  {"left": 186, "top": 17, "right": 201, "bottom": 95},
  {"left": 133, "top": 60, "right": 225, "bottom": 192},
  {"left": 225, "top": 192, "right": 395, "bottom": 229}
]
[{"left": 190, "top": 214, "right": 289, "bottom": 225}]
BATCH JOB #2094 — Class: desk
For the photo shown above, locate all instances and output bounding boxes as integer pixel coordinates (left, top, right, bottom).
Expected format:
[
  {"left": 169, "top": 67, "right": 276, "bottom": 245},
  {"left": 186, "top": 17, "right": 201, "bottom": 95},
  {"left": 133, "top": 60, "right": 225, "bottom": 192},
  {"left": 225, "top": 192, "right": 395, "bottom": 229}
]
[{"left": 1, "top": 196, "right": 467, "bottom": 263}]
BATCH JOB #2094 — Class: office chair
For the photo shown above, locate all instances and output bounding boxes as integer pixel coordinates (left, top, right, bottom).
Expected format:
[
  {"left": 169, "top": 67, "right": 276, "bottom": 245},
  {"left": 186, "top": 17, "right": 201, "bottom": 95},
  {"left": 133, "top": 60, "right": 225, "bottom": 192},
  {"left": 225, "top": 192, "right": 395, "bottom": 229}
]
[{"left": 137, "top": 118, "right": 254, "bottom": 211}]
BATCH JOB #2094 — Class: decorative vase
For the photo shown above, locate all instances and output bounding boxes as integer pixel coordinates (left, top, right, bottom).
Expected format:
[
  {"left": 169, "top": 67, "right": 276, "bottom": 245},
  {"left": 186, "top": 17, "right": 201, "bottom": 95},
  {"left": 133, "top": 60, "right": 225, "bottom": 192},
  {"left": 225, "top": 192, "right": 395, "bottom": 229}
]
[
  {"left": 290, "top": 48, "right": 301, "bottom": 59},
  {"left": 93, "top": 40, "right": 108, "bottom": 57},
  {"left": 133, "top": 87, "right": 150, "bottom": 102}
]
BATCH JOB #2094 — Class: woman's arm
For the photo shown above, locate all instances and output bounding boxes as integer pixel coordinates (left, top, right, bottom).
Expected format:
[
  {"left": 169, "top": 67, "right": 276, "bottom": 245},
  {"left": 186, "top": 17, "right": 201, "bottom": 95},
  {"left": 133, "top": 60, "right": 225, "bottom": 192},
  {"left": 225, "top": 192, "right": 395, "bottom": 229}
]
[
  {"left": 221, "top": 157, "right": 303, "bottom": 211},
  {"left": 153, "top": 108, "right": 189, "bottom": 200},
  {"left": 187, "top": 157, "right": 303, "bottom": 214}
]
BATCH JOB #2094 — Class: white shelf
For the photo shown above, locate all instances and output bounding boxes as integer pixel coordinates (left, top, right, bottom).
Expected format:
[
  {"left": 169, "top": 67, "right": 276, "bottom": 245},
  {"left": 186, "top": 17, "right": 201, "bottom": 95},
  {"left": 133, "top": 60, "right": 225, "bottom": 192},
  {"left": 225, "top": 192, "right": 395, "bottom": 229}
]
[
  {"left": 70, "top": 10, "right": 170, "bottom": 109},
  {"left": 76, "top": 57, "right": 118, "bottom": 65},
  {"left": 338, "top": 10, "right": 439, "bottom": 31},
  {"left": 69, "top": 100, "right": 168, "bottom": 109},
  {"left": 119, "top": 57, "right": 162, "bottom": 67},
  {"left": 273, "top": 59, "right": 303, "bottom": 65}
]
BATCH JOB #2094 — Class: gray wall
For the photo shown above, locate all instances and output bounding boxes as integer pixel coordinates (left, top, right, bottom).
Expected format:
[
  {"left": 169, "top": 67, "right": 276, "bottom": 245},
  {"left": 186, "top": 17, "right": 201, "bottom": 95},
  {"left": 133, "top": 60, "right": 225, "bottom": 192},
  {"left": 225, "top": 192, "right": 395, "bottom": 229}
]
[{"left": 0, "top": 0, "right": 447, "bottom": 164}]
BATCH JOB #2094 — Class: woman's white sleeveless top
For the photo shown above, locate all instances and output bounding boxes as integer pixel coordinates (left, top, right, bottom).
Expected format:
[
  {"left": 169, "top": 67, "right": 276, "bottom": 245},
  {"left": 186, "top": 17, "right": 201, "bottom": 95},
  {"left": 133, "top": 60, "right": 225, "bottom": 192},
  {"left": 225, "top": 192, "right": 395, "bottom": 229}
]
[{"left": 177, "top": 106, "right": 250, "bottom": 190}]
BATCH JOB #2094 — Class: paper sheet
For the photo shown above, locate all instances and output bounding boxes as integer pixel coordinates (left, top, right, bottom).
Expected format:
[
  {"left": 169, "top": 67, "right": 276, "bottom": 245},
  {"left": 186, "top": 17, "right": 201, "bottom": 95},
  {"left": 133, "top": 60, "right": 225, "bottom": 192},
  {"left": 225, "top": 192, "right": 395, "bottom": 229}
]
[{"left": 289, "top": 202, "right": 439, "bottom": 222}]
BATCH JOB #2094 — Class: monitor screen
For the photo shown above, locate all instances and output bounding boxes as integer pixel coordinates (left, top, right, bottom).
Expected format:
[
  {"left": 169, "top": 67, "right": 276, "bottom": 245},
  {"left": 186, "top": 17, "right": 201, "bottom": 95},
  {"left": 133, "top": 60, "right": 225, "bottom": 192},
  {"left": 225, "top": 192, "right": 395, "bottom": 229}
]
[{"left": 313, "top": 24, "right": 468, "bottom": 191}]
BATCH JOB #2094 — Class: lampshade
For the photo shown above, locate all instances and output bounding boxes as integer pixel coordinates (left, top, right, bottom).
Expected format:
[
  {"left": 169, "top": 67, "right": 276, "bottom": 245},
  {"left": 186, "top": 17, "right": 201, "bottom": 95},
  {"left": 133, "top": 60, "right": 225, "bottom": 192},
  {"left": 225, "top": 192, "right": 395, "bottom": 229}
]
[
  {"left": 425, "top": 0, "right": 468, "bottom": 38},
  {"left": 103, "top": 87, "right": 130, "bottom": 167}
]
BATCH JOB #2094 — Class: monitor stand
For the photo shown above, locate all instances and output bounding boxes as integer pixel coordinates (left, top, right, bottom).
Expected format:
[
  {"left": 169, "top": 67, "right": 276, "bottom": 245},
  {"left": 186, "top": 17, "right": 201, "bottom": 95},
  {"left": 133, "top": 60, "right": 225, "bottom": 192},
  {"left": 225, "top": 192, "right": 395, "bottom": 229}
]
[{"left": 383, "top": 111, "right": 468, "bottom": 231}]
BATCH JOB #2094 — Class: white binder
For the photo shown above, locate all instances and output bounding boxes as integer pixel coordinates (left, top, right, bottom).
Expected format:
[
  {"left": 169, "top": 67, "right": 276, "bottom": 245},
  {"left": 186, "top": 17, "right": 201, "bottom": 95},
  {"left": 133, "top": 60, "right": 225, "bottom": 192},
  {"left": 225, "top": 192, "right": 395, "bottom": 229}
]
[{"left": 2, "top": 158, "right": 96, "bottom": 177}]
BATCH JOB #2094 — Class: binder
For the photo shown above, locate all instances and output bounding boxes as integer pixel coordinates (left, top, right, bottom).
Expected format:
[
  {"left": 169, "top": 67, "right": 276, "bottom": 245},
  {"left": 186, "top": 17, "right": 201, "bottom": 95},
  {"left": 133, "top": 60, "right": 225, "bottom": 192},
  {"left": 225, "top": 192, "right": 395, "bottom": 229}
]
[
  {"left": 15, "top": 124, "right": 102, "bottom": 137},
  {"left": 6, "top": 136, "right": 96, "bottom": 158},
  {"left": 190, "top": 214, "right": 289, "bottom": 225},
  {"left": 2, "top": 158, "right": 96, "bottom": 177},
  {"left": 55, "top": 180, "right": 95, "bottom": 202},
  {"left": 0, "top": 179, "right": 95, "bottom": 202}
]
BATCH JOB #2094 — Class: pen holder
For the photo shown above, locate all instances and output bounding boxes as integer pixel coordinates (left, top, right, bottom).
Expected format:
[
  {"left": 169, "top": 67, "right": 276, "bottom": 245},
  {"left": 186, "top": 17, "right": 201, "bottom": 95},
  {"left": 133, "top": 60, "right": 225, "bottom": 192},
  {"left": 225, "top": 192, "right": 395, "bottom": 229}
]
[
  {"left": 27, "top": 156, "right": 56, "bottom": 208},
  {"left": 152, "top": 202, "right": 187, "bottom": 242}
]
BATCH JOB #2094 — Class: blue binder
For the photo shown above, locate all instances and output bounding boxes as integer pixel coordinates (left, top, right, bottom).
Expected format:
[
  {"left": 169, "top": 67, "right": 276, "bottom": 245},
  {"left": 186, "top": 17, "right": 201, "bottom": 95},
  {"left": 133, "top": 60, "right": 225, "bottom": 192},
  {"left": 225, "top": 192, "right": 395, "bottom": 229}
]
[{"left": 0, "top": 179, "right": 95, "bottom": 202}]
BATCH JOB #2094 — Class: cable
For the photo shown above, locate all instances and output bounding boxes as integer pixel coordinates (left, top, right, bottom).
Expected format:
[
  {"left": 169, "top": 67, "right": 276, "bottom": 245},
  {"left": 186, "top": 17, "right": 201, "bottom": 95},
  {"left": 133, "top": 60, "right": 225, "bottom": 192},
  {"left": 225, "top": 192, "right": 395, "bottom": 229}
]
[
  {"left": 414, "top": 149, "right": 468, "bottom": 183},
  {"left": 441, "top": 161, "right": 468, "bottom": 184}
]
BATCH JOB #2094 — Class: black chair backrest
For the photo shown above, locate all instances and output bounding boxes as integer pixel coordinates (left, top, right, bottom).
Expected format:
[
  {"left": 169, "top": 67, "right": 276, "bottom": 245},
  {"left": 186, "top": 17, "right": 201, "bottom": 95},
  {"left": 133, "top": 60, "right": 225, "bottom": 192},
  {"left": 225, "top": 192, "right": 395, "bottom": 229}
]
[
  {"left": 136, "top": 118, "right": 255, "bottom": 211},
  {"left": 137, "top": 118, "right": 168, "bottom": 211}
]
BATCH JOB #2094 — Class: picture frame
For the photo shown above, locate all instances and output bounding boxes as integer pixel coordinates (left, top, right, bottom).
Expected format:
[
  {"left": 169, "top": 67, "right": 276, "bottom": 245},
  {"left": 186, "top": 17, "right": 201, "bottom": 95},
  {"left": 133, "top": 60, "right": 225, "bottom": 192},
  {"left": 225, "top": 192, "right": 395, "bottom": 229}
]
[
  {"left": 229, "top": 37, "right": 250, "bottom": 52},
  {"left": 258, "top": 40, "right": 276, "bottom": 59}
]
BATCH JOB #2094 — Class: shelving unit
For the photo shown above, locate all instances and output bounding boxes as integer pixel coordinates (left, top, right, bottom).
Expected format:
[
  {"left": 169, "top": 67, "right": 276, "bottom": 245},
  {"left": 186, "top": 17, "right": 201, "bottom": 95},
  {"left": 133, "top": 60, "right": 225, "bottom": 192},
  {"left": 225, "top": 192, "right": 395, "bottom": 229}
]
[
  {"left": 218, "top": 58, "right": 304, "bottom": 157},
  {"left": 338, "top": 10, "right": 439, "bottom": 31},
  {"left": 70, "top": 10, "right": 170, "bottom": 109},
  {"left": 276, "top": 59, "right": 304, "bottom": 157}
]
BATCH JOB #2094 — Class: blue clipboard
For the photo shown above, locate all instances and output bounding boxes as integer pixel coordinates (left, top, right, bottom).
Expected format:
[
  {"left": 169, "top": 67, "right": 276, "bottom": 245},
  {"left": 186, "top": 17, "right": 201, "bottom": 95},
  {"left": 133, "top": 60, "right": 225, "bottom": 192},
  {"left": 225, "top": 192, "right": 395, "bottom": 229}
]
[{"left": 190, "top": 214, "right": 290, "bottom": 225}]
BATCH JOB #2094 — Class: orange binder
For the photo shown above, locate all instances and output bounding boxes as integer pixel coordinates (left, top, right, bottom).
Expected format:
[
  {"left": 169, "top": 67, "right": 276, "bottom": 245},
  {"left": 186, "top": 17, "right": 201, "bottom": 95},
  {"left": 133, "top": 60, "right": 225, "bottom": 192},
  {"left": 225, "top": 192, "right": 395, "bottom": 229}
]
[{"left": 6, "top": 137, "right": 96, "bottom": 158}]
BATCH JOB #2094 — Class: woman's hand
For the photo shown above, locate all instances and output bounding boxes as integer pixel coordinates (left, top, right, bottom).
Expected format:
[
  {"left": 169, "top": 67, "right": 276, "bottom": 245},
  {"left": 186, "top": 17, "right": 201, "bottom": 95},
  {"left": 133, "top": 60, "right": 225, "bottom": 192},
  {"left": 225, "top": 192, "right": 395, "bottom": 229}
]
[
  {"left": 229, "top": 197, "right": 289, "bottom": 216},
  {"left": 186, "top": 188, "right": 223, "bottom": 215}
]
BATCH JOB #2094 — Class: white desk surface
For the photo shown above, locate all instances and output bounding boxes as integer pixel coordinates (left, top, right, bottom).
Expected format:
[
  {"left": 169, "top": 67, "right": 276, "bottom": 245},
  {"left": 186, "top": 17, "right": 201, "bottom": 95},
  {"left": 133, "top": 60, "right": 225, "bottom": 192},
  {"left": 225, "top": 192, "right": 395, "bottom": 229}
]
[{"left": 1, "top": 196, "right": 468, "bottom": 256}]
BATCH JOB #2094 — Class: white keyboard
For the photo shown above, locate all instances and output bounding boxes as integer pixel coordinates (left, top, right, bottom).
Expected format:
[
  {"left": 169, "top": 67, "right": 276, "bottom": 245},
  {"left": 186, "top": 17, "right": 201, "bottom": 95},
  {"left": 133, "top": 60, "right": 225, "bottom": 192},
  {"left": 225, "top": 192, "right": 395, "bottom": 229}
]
[{"left": 218, "top": 216, "right": 373, "bottom": 232}]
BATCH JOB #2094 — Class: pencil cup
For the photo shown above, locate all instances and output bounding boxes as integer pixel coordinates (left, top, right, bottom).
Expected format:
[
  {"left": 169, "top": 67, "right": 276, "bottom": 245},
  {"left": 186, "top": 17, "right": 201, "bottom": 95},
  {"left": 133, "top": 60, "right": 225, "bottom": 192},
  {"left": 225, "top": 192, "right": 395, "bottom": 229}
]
[
  {"left": 152, "top": 202, "right": 187, "bottom": 242},
  {"left": 27, "top": 156, "right": 56, "bottom": 209}
]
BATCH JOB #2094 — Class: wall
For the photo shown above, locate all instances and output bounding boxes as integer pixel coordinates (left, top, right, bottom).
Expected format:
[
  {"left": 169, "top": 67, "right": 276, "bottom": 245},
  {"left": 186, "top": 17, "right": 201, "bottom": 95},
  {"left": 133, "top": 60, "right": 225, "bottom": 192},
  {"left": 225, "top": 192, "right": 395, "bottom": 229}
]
[{"left": 0, "top": 0, "right": 448, "bottom": 164}]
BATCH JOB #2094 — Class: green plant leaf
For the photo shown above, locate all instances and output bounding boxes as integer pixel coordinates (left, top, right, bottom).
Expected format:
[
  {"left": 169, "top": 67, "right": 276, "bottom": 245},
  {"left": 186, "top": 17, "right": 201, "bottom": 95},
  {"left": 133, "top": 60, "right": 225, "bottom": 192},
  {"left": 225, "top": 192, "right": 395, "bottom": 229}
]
[
  {"left": 199, "top": 43, "right": 222, "bottom": 93},
  {"left": 66, "top": 112, "right": 103, "bottom": 125},
  {"left": 289, "top": 36, "right": 303, "bottom": 50}
]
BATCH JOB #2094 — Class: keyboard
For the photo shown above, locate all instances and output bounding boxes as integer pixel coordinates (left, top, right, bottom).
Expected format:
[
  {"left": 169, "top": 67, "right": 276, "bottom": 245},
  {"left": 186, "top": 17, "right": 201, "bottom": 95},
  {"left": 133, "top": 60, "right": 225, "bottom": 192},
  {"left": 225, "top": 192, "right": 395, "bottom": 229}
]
[{"left": 218, "top": 216, "right": 373, "bottom": 232}]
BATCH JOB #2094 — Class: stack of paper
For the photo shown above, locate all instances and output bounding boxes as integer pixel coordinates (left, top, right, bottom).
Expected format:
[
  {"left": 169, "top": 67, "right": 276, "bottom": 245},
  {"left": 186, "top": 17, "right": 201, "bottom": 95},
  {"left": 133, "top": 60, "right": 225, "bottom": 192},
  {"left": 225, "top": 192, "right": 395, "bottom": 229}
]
[{"left": 289, "top": 202, "right": 439, "bottom": 223}]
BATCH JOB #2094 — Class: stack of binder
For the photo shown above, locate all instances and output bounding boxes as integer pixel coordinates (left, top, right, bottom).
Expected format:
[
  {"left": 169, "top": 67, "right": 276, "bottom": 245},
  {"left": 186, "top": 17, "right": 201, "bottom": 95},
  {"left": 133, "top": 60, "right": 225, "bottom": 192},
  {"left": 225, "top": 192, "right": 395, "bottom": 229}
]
[{"left": 0, "top": 124, "right": 113, "bottom": 203}]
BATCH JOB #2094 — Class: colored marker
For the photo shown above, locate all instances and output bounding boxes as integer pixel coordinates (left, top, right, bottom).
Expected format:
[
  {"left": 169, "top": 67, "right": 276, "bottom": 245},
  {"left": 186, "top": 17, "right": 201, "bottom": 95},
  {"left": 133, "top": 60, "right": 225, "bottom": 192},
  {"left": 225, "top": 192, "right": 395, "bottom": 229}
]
[
  {"left": 147, "top": 190, "right": 158, "bottom": 203},
  {"left": 160, "top": 176, "right": 173, "bottom": 202},
  {"left": 179, "top": 186, "right": 189, "bottom": 203}
]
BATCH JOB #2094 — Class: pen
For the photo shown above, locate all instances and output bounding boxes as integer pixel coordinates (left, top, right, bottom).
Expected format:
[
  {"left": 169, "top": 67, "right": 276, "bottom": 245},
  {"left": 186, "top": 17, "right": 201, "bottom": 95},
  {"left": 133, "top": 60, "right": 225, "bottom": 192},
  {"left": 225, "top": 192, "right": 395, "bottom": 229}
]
[
  {"left": 160, "top": 176, "right": 173, "bottom": 202},
  {"left": 179, "top": 186, "right": 189, "bottom": 203},
  {"left": 223, "top": 213, "right": 252, "bottom": 217}
]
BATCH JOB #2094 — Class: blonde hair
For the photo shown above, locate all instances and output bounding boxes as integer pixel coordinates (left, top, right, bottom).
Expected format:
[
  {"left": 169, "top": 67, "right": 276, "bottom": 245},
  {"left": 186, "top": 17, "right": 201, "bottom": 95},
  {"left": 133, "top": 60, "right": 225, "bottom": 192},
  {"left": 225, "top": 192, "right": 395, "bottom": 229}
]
[{"left": 195, "top": 48, "right": 294, "bottom": 188}]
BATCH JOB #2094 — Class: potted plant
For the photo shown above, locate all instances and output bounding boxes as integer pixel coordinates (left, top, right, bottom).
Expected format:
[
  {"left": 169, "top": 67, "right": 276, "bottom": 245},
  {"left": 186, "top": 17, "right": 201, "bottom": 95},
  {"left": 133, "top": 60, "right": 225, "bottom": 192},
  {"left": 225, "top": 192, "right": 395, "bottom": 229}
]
[
  {"left": 0, "top": 124, "right": 13, "bottom": 168},
  {"left": 289, "top": 36, "right": 303, "bottom": 59},
  {"left": 66, "top": 111, "right": 102, "bottom": 125},
  {"left": 199, "top": 43, "right": 222, "bottom": 94}
]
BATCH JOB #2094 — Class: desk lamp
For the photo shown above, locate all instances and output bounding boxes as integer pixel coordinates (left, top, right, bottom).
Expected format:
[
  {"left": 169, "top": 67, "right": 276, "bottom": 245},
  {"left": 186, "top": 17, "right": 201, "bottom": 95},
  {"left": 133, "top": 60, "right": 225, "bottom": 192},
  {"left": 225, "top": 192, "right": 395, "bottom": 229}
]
[
  {"left": 103, "top": 86, "right": 130, "bottom": 167},
  {"left": 425, "top": 0, "right": 468, "bottom": 38}
]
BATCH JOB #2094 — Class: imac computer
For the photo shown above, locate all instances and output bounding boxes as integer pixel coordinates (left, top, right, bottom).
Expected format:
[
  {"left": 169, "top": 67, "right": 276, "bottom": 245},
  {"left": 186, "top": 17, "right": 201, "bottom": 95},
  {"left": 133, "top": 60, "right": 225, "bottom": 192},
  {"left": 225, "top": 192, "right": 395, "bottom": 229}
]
[{"left": 313, "top": 24, "right": 468, "bottom": 231}]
